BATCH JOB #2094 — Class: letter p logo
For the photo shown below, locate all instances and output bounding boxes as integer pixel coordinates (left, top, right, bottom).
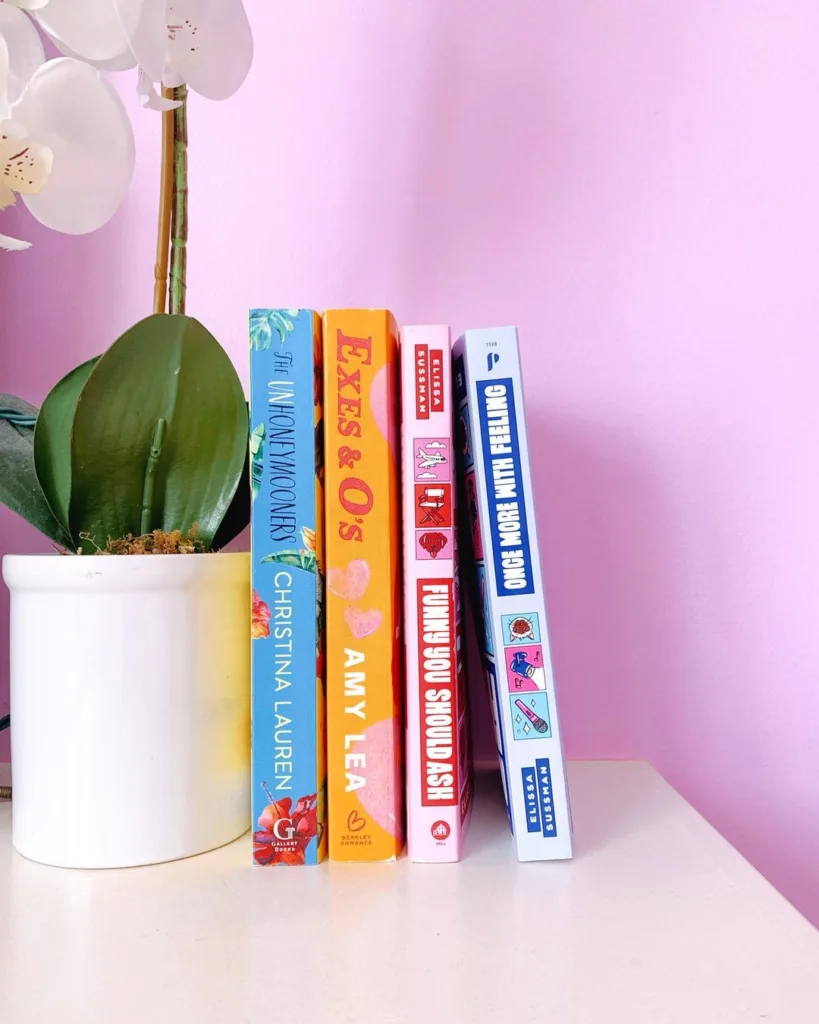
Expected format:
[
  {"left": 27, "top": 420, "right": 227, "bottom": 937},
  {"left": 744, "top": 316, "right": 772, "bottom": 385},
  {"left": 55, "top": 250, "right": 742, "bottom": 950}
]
[{"left": 486, "top": 352, "right": 500, "bottom": 372}]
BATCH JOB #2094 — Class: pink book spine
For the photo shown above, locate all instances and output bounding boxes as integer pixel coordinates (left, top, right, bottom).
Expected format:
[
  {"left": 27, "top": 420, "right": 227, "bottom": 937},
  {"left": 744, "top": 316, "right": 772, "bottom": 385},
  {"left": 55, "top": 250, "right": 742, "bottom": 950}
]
[{"left": 401, "top": 325, "right": 472, "bottom": 863}]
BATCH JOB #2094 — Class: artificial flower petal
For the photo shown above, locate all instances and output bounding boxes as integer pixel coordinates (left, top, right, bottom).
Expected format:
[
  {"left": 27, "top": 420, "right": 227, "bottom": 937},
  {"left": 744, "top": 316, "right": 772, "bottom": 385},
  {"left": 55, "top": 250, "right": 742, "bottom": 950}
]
[
  {"left": 0, "top": 122, "right": 53, "bottom": 197},
  {"left": 166, "top": 0, "right": 253, "bottom": 100},
  {"left": 137, "top": 67, "right": 180, "bottom": 110},
  {"left": 37, "top": 27, "right": 137, "bottom": 72},
  {"left": 115, "top": 0, "right": 167, "bottom": 83},
  {"left": 13, "top": 58, "right": 135, "bottom": 234},
  {"left": 0, "top": 181, "right": 14, "bottom": 212},
  {"left": 5, "top": 1, "right": 50, "bottom": 11},
  {"left": 0, "top": 229, "right": 31, "bottom": 250},
  {"left": 33, "top": 0, "right": 131, "bottom": 64},
  {"left": 0, "top": 3, "right": 45, "bottom": 106},
  {"left": 117, "top": 0, "right": 253, "bottom": 100},
  {"left": 0, "top": 37, "right": 8, "bottom": 121}
]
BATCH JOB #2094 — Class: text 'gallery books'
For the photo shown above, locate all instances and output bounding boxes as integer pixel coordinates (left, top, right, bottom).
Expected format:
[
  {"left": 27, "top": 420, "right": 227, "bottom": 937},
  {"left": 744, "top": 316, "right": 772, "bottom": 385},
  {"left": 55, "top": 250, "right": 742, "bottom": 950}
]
[
  {"left": 454, "top": 327, "right": 573, "bottom": 861},
  {"left": 401, "top": 325, "right": 473, "bottom": 862}
]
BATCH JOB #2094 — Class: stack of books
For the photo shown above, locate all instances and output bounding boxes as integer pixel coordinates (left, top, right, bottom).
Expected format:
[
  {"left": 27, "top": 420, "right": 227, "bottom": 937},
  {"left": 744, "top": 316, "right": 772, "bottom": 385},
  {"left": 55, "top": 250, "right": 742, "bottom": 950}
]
[{"left": 249, "top": 310, "right": 572, "bottom": 866}]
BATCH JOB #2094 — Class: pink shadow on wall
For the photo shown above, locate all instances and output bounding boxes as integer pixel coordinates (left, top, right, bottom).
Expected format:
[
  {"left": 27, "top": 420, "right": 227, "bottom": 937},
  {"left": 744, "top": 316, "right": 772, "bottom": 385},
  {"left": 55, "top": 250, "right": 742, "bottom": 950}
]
[{"left": 528, "top": 410, "right": 684, "bottom": 760}]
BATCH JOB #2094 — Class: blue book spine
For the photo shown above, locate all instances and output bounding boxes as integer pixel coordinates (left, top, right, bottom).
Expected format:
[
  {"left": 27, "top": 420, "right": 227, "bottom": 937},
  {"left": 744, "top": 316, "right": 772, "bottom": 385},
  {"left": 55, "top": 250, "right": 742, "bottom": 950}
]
[
  {"left": 249, "top": 309, "right": 326, "bottom": 866},
  {"left": 454, "top": 327, "right": 572, "bottom": 860}
]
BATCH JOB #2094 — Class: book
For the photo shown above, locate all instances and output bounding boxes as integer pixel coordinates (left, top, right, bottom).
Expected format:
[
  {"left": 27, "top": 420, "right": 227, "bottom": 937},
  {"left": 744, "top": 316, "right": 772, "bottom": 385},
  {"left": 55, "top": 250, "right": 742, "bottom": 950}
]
[
  {"left": 249, "top": 309, "right": 326, "bottom": 866},
  {"left": 323, "top": 309, "right": 404, "bottom": 861},
  {"left": 453, "top": 327, "right": 573, "bottom": 860},
  {"left": 401, "top": 325, "right": 473, "bottom": 862}
]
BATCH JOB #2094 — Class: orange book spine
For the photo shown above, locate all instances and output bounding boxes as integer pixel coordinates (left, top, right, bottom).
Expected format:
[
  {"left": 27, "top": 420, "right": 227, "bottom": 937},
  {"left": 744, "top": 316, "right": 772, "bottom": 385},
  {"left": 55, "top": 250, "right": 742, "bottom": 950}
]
[{"left": 323, "top": 310, "right": 404, "bottom": 861}]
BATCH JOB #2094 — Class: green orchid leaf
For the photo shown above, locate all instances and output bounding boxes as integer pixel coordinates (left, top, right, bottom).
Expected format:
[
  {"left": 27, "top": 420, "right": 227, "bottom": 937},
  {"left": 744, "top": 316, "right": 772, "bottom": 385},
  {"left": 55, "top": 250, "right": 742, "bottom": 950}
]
[
  {"left": 0, "top": 395, "right": 71, "bottom": 547},
  {"left": 212, "top": 440, "right": 250, "bottom": 551},
  {"left": 211, "top": 400, "right": 250, "bottom": 551},
  {"left": 67, "top": 314, "right": 247, "bottom": 550},
  {"left": 33, "top": 357, "right": 99, "bottom": 534}
]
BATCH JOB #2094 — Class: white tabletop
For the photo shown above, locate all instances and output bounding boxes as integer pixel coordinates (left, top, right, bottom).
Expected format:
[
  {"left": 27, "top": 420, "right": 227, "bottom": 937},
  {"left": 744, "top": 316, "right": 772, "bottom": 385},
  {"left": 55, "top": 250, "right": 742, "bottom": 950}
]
[{"left": 1, "top": 760, "right": 817, "bottom": 1023}]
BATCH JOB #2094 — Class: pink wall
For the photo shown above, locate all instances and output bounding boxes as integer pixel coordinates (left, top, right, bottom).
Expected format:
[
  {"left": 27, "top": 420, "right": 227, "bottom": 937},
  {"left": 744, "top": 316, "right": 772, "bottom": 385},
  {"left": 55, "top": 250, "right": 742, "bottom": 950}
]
[{"left": 3, "top": 2, "right": 819, "bottom": 925}]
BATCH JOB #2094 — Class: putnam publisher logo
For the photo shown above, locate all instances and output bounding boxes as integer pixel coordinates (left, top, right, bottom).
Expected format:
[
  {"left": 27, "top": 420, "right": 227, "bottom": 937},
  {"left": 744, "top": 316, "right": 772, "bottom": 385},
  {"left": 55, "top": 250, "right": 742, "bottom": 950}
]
[{"left": 417, "top": 579, "right": 457, "bottom": 807}]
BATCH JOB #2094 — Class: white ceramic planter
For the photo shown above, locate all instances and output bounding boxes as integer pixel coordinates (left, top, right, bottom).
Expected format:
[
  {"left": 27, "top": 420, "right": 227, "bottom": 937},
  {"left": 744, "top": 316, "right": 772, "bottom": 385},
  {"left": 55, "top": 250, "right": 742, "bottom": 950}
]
[{"left": 2, "top": 552, "right": 251, "bottom": 868}]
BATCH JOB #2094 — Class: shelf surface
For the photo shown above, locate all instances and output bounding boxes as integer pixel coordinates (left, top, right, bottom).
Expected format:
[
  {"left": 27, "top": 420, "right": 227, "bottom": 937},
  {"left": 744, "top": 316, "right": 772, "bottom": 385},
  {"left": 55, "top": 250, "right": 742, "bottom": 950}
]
[{"left": 1, "top": 760, "right": 817, "bottom": 1023}]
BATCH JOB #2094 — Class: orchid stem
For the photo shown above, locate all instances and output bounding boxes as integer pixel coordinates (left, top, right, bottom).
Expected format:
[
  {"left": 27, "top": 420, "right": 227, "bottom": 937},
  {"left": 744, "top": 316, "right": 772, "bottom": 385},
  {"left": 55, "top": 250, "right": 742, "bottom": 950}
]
[
  {"left": 140, "top": 418, "right": 166, "bottom": 535},
  {"left": 169, "top": 85, "right": 188, "bottom": 317},
  {"left": 152, "top": 90, "right": 175, "bottom": 315}
]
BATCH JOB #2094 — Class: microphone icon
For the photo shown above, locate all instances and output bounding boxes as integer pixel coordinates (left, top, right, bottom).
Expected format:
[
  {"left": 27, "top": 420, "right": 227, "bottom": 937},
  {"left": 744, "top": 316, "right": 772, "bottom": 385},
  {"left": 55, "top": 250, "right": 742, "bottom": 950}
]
[{"left": 514, "top": 699, "right": 549, "bottom": 734}]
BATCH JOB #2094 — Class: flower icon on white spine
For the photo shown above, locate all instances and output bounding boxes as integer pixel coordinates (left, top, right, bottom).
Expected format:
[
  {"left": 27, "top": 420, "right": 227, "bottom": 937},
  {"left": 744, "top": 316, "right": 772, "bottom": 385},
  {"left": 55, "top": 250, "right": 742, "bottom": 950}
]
[
  {"left": 22, "top": 0, "right": 253, "bottom": 109},
  {"left": 0, "top": 3, "right": 135, "bottom": 249}
]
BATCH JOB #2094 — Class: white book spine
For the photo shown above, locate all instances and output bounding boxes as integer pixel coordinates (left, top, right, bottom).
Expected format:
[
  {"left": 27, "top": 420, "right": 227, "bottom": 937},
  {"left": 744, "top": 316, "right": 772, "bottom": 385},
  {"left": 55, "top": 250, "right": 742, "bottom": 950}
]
[
  {"left": 454, "top": 327, "right": 572, "bottom": 861},
  {"left": 402, "top": 325, "right": 472, "bottom": 862}
]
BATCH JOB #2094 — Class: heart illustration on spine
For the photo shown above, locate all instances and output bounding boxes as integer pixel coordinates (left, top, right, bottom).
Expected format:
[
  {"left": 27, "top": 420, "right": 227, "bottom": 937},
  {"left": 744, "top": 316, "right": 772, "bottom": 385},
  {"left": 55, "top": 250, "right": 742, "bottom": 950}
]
[
  {"left": 328, "top": 559, "right": 371, "bottom": 601},
  {"left": 344, "top": 607, "right": 383, "bottom": 639},
  {"left": 350, "top": 720, "right": 403, "bottom": 840}
]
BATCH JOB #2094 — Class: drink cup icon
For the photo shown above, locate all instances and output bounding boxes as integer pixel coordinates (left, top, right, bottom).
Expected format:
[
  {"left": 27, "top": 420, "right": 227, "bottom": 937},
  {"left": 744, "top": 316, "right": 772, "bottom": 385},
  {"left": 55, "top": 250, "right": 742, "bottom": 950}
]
[{"left": 510, "top": 652, "right": 537, "bottom": 679}]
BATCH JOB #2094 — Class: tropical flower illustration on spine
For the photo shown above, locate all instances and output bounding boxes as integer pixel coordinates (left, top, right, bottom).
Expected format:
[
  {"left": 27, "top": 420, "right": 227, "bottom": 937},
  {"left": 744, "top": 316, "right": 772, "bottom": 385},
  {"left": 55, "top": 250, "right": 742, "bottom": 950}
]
[
  {"left": 249, "top": 309, "right": 300, "bottom": 352},
  {"left": 251, "top": 589, "right": 271, "bottom": 640},
  {"left": 253, "top": 788, "right": 320, "bottom": 867}
]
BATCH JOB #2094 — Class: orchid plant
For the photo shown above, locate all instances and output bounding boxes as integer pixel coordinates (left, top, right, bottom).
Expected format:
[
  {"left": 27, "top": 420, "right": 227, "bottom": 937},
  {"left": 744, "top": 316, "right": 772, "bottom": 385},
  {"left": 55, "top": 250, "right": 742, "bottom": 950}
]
[
  {"left": 0, "top": 1, "right": 254, "bottom": 555},
  {"left": 15, "top": 0, "right": 253, "bottom": 106},
  {"left": 0, "top": 2, "right": 135, "bottom": 249}
]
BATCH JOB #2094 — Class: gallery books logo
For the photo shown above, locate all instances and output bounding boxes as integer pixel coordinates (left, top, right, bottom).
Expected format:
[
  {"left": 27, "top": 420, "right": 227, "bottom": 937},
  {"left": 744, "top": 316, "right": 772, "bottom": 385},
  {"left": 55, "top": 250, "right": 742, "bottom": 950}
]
[
  {"left": 272, "top": 818, "right": 296, "bottom": 841},
  {"left": 486, "top": 352, "right": 500, "bottom": 372}
]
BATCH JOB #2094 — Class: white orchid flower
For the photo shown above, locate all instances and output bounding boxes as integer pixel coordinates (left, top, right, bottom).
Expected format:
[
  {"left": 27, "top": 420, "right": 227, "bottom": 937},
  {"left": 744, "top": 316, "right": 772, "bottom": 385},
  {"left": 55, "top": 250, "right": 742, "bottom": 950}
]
[
  {"left": 1, "top": 2, "right": 50, "bottom": 12},
  {"left": 0, "top": 5, "right": 135, "bottom": 250},
  {"left": 0, "top": 125, "right": 52, "bottom": 250},
  {"left": 121, "top": 0, "right": 254, "bottom": 99},
  {"left": 29, "top": 0, "right": 253, "bottom": 110},
  {"left": 0, "top": 1, "right": 45, "bottom": 110}
]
